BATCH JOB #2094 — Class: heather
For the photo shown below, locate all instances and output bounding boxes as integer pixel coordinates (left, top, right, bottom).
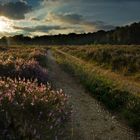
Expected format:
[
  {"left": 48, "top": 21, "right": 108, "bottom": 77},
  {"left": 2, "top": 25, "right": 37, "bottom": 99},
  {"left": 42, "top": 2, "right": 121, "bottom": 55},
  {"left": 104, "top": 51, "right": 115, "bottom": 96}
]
[
  {"left": 0, "top": 78, "right": 70, "bottom": 139},
  {"left": 53, "top": 48, "right": 140, "bottom": 131},
  {"left": 0, "top": 47, "right": 48, "bottom": 83},
  {"left": 0, "top": 58, "right": 48, "bottom": 83},
  {"left": 29, "top": 48, "right": 47, "bottom": 67},
  {"left": 60, "top": 45, "right": 140, "bottom": 81},
  {"left": 0, "top": 47, "right": 70, "bottom": 139}
]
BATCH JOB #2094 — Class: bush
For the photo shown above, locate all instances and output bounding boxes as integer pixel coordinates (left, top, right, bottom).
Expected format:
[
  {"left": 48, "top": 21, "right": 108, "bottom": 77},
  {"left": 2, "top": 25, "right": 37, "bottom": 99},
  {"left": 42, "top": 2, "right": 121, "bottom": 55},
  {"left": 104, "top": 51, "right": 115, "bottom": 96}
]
[
  {"left": 17, "top": 59, "right": 48, "bottom": 84},
  {"left": 29, "top": 49, "right": 47, "bottom": 67},
  {"left": 0, "top": 59, "right": 48, "bottom": 84},
  {"left": 0, "top": 78, "right": 70, "bottom": 140}
]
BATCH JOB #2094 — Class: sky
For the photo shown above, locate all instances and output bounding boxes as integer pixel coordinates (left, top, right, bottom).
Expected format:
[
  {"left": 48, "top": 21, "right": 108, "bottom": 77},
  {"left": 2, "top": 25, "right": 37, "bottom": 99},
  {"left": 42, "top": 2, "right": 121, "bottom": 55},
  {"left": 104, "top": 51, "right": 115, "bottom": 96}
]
[{"left": 0, "top": 0, "right": 140, "bottom": 37}]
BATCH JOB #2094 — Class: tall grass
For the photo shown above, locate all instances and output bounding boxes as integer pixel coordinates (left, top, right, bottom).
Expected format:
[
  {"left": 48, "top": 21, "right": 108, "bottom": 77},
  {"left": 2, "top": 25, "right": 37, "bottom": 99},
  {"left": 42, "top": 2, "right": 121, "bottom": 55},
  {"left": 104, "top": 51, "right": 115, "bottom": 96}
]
[{"left": 60, "top": 45, "right": 140, "bottom": 81}]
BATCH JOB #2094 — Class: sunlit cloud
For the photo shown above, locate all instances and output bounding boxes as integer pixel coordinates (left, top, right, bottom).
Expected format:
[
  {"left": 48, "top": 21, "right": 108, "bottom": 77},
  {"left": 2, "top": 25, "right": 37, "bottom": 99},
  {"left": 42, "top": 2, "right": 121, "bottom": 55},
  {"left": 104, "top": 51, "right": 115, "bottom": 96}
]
[
  {"left": 13, "top": 25, "right": 67, "bottom": 33},
  {"left": 0, "top": 0, "right": 139, "bottom": 37},
  {"left": 0, "top": 16, "right": 14, "bottom": 33},
  {"left": 47, "top": 12, "right": 114, "bottom": 32}
]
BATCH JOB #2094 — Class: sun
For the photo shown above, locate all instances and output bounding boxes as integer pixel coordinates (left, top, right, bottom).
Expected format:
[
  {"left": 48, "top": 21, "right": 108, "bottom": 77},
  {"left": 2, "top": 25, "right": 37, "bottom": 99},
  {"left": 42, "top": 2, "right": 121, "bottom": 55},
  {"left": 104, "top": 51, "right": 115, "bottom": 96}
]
[
  {"left": 0, "top": 20, "right": 7, "bottom": 32},
  {"left": 0, "top": 17, "right": 13, "bottom": 32}
]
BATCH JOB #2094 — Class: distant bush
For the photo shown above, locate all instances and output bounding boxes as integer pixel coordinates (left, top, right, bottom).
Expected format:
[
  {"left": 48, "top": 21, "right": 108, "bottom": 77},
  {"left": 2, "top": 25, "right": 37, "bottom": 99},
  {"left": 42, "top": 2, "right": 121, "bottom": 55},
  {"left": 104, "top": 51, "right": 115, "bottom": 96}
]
[{"left": 0, "top": 78, "right": 70, "bottom": 140}]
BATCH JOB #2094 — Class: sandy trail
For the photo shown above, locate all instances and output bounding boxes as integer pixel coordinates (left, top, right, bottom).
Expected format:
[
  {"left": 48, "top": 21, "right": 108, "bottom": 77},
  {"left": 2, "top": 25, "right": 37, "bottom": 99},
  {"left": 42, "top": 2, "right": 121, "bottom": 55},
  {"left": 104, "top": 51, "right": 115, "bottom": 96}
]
[{"left": 47, "top": 50, "right": 136, "bottom": 140}]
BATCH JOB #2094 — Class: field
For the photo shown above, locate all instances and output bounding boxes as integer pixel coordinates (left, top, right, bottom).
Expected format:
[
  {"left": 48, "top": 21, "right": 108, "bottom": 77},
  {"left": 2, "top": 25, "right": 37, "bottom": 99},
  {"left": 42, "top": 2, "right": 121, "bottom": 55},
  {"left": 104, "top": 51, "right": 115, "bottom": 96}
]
[
  {"left": 0, "top": 0, "right": 139, "bottom": 139},
  {"left": 53, "top": 45, "right": 140, "bottom": 132},
  {"left": 0, "top": 46, "right": 70, "bottom": 139},
  {"left": 0, "top": 45, "right": 140, "bottom": 139},
  {"left": 59, "top": 45, "right": 140, "bottom": 81}
]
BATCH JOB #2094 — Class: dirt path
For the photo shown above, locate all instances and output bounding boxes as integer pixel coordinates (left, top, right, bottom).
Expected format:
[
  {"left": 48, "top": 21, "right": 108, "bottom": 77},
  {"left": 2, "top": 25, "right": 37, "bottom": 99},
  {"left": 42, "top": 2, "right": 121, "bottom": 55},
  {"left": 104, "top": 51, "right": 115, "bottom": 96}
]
[{"left": 47, "top": 50, "right": 136, "bottom": 140}]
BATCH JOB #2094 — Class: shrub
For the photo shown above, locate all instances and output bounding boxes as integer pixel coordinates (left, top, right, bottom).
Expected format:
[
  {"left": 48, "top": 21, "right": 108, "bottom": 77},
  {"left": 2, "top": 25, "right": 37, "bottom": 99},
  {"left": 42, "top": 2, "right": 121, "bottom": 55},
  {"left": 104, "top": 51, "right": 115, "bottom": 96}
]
[
  {"left": 0, "top": 59, "right": 48, "bottom": 84},
  {"left": 29, "top": 49, "right": 47, "bottom": 67},
  {"left": 17, "top": 59, "right": 48, "bottom": 84},
  {"left": 0, "top": 78, "right": 70, "bottom": 139}
]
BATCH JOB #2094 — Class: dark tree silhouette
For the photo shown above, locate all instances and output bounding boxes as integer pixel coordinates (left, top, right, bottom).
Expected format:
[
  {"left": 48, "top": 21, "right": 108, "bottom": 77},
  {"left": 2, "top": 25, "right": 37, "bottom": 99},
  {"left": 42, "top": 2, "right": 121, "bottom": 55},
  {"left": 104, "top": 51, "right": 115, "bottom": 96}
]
[{"left": 0, "top": 22, "right": 140, "bottom": 45}]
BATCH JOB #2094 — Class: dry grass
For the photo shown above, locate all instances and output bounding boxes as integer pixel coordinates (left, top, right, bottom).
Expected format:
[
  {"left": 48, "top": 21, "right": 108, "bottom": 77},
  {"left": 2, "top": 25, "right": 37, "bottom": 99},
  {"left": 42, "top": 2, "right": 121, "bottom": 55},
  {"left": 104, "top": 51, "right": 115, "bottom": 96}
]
[
  {"left": 55, "top": 49, "right": 140, "bottom": 96},
  {"left": 59, "top": 45, "right": 140, "bottom": 82},
  {"left": 53, "top": 48, "right": 140, "bottom": 131}
]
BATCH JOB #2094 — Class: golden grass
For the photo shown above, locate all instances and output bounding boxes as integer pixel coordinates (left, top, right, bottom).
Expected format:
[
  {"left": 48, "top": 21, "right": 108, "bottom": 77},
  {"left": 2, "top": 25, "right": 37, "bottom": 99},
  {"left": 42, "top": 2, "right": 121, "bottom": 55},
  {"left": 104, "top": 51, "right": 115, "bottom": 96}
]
[{"left": 55, "top": 48, "right": 140, "bottom": 96}]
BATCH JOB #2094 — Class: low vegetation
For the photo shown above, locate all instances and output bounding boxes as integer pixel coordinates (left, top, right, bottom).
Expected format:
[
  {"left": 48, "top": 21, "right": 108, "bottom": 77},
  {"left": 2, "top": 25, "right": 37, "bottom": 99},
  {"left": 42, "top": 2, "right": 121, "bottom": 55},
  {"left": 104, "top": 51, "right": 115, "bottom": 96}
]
[
  {"left": 0, "top": 46, "right": 70, "bottom": 139},
  {"left": 60, "top": 45, "right": 140, "bottom": 81},
  {"left": 53, "top": 47, "right": 140, "bottom": 132}
]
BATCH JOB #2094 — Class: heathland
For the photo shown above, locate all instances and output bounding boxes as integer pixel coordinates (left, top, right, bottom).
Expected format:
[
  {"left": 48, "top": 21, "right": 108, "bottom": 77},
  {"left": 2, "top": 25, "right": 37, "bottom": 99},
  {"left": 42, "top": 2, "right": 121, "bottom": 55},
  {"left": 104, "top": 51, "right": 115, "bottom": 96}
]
[{"left": 0, "top": 45, "right": 140, "bottom": 139}]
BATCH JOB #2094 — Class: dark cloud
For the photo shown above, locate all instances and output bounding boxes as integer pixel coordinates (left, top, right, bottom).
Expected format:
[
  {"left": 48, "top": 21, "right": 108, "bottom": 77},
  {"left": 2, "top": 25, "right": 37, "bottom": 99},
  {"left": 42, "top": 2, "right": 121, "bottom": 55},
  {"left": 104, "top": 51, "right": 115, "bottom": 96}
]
[
  {"left": 50, "top": 13, "right": 83, "bottom": 24},
  {"left": 41, "top": 0, "right": 140, "bottom": 3},
  {"left": 0, "top": 1, "right": 32, "bottom": 20},
  {"left": 31, "top": 17, "right": 40, "bottom": 21},
  {"left": 13, "top": 25, "right": 66, "bottom": 33},
  {"left": 0, "top": 0, "right": 139, "bottom": 36},
  {"left": 49, "top": 13, "right": 115, "bottom": 31}
]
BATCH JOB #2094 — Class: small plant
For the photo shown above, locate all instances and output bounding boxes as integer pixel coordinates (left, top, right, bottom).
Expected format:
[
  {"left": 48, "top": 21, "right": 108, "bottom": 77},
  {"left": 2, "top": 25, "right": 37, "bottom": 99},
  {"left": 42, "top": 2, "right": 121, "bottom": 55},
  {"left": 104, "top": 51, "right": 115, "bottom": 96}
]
[
  {"left": 17, "top": 59, "right": 48, "bottom": 84},
  {"left": 29, "top": 49, "right": 47, "bottom": 67}
]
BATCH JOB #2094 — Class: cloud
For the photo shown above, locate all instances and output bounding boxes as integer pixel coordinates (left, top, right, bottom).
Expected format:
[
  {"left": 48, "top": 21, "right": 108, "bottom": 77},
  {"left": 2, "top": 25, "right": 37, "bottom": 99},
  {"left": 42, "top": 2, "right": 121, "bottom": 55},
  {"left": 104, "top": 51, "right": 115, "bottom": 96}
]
[
  {"left": 31, "top": 17, "right": 40, "bottom": 21},
  {"left": 0, "top": 0, "right": 139, "bottom": 37},
  {"left": 47, "top": 12, "right": 115, "bottom": 31},
  {"left": 13, "top": 25, "right": 67, "bottom": 33},
  {"left": 40, "top": 0, "right": 140, "bottom": 4},
  {"left": 0, "top": 1, "right": 32, "bottom": 20},
  {"left": 49, "top": 13, "right": 83, "bottom": 24}
]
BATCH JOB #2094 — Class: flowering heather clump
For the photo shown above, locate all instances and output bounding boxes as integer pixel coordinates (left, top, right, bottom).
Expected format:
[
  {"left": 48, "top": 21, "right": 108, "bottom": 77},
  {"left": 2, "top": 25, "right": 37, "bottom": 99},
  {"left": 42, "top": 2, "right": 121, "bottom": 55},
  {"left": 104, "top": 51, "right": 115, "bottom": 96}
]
[
  {"left": 29, "top": 49, "right": 47, "bottom": 67},
  {"left": 0, "top": 78, "right": 70, "bottom": 139},
  {"left": 0, "top": 47, "right": 71, "bottom": 138},
  {"left": 17, "top": 59, "right": 48, "bottom": 83},
  {"left": 0, "top": 58, "right": 48, "bottom": 83},
  {"left": 29, "top": 49, "right": 46, "bottom": 58}
]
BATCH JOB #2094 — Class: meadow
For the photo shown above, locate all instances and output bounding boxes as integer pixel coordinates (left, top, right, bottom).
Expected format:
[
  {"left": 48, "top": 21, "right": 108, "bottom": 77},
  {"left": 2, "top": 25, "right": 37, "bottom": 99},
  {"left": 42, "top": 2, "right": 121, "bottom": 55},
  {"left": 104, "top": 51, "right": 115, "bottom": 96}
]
[
  {"left": 53, "top": 45, "right": 140, "bottom": 132},
  {"left": 59, "top": 45, "right": 140, "bottom": 81},
  {"left": 0, "top": 46, "right": 70, "bottom": 140},
  {"left": 0, "top": 45, "right": 139, "bottom": 139}
]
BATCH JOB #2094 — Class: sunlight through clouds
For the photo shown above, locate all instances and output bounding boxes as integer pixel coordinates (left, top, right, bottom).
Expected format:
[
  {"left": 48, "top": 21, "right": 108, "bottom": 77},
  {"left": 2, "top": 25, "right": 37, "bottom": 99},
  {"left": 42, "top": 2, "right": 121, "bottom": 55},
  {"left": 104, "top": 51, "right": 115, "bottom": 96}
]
[
  {"left": 0, "top": 0, "right": 140, "bottom": 37},
  {"left": 0, "top": 16, "right": 14, "bottom": 33}
]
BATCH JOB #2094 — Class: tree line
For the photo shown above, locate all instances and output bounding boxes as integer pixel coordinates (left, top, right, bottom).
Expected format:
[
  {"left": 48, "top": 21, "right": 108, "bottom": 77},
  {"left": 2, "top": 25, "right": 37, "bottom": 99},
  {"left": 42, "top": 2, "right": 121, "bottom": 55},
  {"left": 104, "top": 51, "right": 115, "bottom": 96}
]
[{"left": 0, "top": 22, "right": 140, "bottom": 46}]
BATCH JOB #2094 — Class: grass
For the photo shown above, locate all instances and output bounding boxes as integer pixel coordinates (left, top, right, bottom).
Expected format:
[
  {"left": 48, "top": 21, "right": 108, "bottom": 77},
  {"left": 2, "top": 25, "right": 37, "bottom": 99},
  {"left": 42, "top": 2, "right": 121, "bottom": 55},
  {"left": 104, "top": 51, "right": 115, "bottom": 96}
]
[
  {"left": 59, "top": 45, "right": 140, "bottom": 81},
  {"left": 53, "top": 48, "right": 140, "bottom": 132}
]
